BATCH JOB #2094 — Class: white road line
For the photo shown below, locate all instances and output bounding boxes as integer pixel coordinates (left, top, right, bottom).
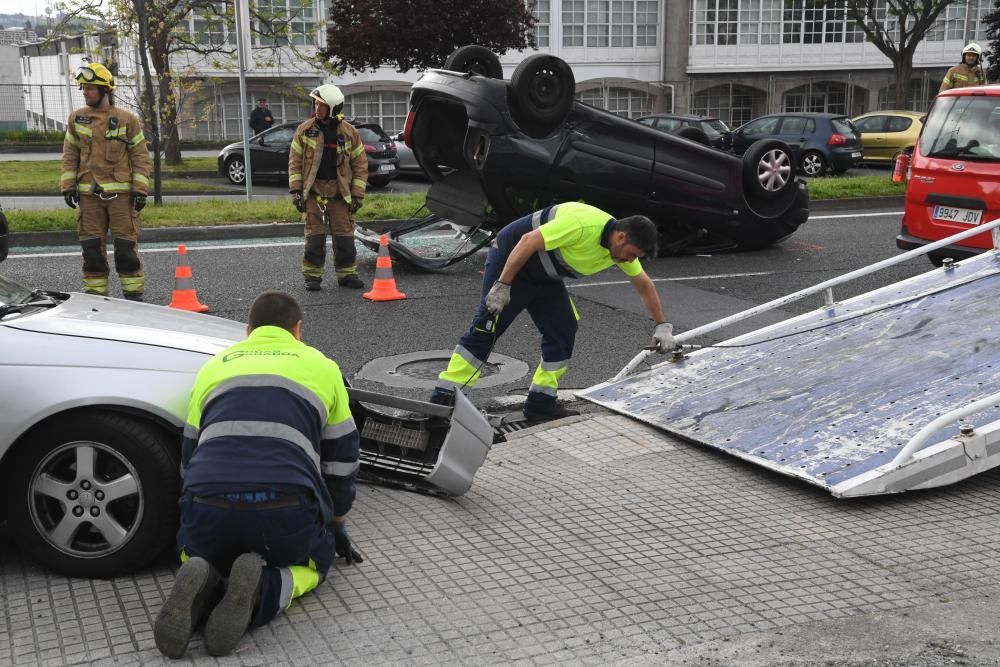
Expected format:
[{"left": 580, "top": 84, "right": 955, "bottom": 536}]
[
  {"left": 6, "top": 241, "right": 303, "bottom": 259},
  {"left": 572, "top": 271, "right": 775, "bottom": 288},
  {"left": 810, "top": 211, "right": 902, "bottom": 220}
]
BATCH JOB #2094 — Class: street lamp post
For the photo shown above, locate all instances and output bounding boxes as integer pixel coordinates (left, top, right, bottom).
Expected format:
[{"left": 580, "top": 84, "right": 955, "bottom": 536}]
[
  {"left": 134, "top": 0, "right": 163, "bottom": 204},
  {"left": 234, "top": 0, "right": 253, "bottom": 200}
]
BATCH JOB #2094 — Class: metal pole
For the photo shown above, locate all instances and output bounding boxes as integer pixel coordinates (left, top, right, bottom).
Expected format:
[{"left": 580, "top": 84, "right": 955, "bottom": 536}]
[{"left": 234, "top": 0, "right": 253, "bottom": 200}]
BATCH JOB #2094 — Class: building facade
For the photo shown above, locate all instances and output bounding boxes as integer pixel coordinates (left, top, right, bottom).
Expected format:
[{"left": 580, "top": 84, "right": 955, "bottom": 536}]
[{"left": 14, "top": 0, "right": 992, "bottom": 140}]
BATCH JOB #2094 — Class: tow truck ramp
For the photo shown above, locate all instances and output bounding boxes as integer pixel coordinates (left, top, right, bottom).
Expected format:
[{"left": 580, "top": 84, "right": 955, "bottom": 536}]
[{"left": 580, "top": 220, "right": 1000, "bottom": 498}]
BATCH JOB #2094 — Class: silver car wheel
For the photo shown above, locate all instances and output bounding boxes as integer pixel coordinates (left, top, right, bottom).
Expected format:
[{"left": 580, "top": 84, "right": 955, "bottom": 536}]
[
  {"left": 800, "top": 152, "right": 825, "bottom": 177},
  {"left": 227, "top": 158, "right": 246, "bottom": 184},
  {"left": 27, "top": 440, "right": 144, "bottom": 559},
  {"left": 756, "top": 148, "right": 791, "bottom": 192}
]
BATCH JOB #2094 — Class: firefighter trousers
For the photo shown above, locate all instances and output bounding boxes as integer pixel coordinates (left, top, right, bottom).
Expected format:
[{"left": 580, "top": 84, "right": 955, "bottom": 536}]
[
  {"left": 435, "top": 246, "right": 579, "bottom": 412},
  {"left": 302, "top": 190, "right": 358, "bottom": 283},
  {"left": 77, "top": 193, "right": 144, "bottom": 297}
]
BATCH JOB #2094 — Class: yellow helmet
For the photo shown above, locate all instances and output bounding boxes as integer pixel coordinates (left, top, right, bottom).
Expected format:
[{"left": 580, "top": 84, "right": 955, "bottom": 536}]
[{"left": 75, "top": 63, "right": 115, "bottom": 90}]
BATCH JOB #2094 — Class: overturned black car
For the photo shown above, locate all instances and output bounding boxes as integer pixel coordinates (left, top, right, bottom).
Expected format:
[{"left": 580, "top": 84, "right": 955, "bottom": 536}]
[{"left": 360, "top": 47, "right": 809, "bottom": 268}]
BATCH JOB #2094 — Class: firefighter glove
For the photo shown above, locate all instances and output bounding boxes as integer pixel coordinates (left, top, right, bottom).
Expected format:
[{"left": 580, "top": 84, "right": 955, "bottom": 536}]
[
  {"left": 132, "top": 194, "right": 147, "bottom": 212},
  {"left": 350, "top": 198, "right": 363, "bottom": 215},
  {"left": 333, "top": 523, "right": 363, "bottom": 565},
  {"left": 484, "top": 280, "right": 511, "bottom": 315},
  {"left": 63, "top": 190, "right": 79, "bottom": 209},
  {"left": 650, "top": 322, "right": 675, "bottom": 353},
  {"left": 291, "top": 190, "right": 306, "bottom": 213}
]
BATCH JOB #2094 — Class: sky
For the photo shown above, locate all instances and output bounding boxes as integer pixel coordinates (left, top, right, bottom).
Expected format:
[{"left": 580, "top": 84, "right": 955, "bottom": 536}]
[{"left": 0, "top": 0, "right": 55, "bottom": 22}]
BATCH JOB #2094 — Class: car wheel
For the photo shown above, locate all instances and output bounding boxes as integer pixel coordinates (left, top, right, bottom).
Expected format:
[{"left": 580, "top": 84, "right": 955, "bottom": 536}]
[
  {"left": 742, "top": 139, "right": 795, "bottom": 201},
  {"left": 675, "top": 126, "right": 711, "bottom": 146},
  {"left": 510, "top": 54, "right": 576, "bottom": 131},
  {"left": 225, "top": 156, "right": 246, "bottom": 185},
  {"left": 443, "top": 45, "right": 504, "bottom": 79},
  {"left": 799, "top": 150, "right": 827, "bottom": 177},
  {"left": 3, "top": 412, "right": 180, "bottom": 578}
]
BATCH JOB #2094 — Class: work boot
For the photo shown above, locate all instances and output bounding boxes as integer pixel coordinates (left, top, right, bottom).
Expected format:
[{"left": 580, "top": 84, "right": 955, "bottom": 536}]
[
  {"left": 338, "top": 275, "right": 364, "bottom": 289},
  {"left": 429, "top": 387, "right": 456, "bottom": 407},
  {"left": 304, "top": 277, "right": 322, "bottom": 291},
  {"left": 154, "top": 557, "right": 223, "bottom": 659},
  {"left": 204, "top": 552, "right": 264, "bottom": 657},
  {"left": 522, "top": 403, "right": 580, "bottom": 422},
  {"left": 123, "top": 292, "right": 144, "bottom": 302}
]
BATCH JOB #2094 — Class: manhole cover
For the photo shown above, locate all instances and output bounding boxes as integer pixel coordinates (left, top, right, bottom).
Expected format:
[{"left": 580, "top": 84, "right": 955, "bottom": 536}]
[{"left": 357, "top": 350, "right": 529, "bottom": 390}]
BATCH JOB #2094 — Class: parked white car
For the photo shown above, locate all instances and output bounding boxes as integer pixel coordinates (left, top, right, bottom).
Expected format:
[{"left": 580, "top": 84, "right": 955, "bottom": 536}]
[
  {"left": 0, "top": 272, "right": 492, "bottom": 578},
  {"left": 391, "top": 131, "right": 422, "bottom": 175}
]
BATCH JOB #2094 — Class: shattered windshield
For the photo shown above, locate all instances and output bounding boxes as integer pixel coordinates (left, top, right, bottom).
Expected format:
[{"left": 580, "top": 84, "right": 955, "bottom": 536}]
[
  {"left": 920, "top": 96, "right": 1000, "bottom": 160},
  {"left": 0, "top": 273, "right": 32, "bottom": 306}
]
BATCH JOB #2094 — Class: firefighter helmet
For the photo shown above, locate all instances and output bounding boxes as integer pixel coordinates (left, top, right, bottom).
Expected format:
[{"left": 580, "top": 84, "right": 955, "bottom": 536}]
[
  {"left": 75, "top": 63, "right": 115, "bottom": 90},
  {"left": 963, "top": 42, "right": 982, "bottom": 57},
  {"left": 309, "top": 84, "right": 344, "bottom": 115}
]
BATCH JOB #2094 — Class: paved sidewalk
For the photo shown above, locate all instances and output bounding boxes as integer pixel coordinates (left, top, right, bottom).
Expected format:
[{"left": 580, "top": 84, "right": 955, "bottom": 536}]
[{"left": 3, "top": 412, "right": 1000, "bottom": 666}]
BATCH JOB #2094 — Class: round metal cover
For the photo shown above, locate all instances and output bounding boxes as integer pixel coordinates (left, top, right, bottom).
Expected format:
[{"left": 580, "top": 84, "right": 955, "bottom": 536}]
[{"left": 357, "top": 350, "right": 529, "bottom": 389}]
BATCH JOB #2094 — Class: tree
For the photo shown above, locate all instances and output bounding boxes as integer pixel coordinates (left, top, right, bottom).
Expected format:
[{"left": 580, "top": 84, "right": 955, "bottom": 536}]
[
  {"left": 985, "top": 0, "right": 1000, "bottom": 82},
  {"left": 832, "top": 0, "right": 963, "bottom": 108},
  {"left": 322, "top": 0, "right": 536, "bottom": 74}
]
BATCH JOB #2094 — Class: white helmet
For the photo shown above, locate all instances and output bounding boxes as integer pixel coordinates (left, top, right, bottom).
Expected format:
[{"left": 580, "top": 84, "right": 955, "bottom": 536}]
[
  {"left": 963, "top": 42, "right": 982, "bottom": 56},
  {"left": 309, "top": 84, "right": 344, "bottom": 114}
]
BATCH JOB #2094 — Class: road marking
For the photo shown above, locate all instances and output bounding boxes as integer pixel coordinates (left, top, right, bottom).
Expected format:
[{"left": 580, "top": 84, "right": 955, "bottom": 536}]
[
  {"left": 572, "top": 271, "right": 775, "bottom": 288},
  {"left": 810, "top": 211, "right": 901, "bottom": 220},
  {"left": 6, "top": 241, "right": 303, "bottom": 259}
]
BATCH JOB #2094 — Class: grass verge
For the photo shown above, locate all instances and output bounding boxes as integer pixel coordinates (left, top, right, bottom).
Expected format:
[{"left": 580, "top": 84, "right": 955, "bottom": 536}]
[
  {"left": 0, "top": 158, "right": 225, "bottom": 193},
  {"left": 6, "top": 193, "right": 430, "bottom": 233},
  {"left": 805, "top": 172, "right": 905, "bottom": 199}
]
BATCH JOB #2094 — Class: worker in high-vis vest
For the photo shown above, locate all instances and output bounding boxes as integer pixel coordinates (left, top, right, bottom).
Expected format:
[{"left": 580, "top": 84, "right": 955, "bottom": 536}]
[
  {"left": 60, "top": 63, "right": 149, "bottom": 300},
  {"left": 430, "top": 202, "right": 675, "bottom": 421},
  {"left": 154, "top": 291, "right": 362, "bottom": 659}
]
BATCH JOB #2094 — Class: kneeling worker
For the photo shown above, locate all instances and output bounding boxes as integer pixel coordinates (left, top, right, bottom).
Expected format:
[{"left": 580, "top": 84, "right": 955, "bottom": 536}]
[
  {"left": 154, "top": 290, "right": 362, "bottom": 658},
  {"left": 431, "top": 202, "right": 675, "bottom": 421}
]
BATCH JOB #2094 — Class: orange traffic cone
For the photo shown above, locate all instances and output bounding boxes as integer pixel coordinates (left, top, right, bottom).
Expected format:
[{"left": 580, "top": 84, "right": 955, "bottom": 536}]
[
  {"left": 363, "top": 234, "right": 406, "bottom": 302},
  {"left": 168, "top": 245, "right": 209, "bottom": 313}
]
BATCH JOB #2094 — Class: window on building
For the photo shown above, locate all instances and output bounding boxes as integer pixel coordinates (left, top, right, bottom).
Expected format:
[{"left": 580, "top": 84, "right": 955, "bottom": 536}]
[
  {"left": 782, "top": 1, "right": 802, "bottom": 44},
  {"left": 692, "top": 84, "right": 755, "bottom": 129},
  {"left": 739, "top": 0, "right": 760, "bottom": 45},
  {"left": 563, "top": 0, "right": 585, "bottom": 46},
  {"left": 254, "top": 0, "right": 317, "bottom": 47},
  {"left": 611, "top": 0, "right": 634, "bottom": 47},
  {"left": 565, "top": 0, "right": 655, "bottom": 47},
  {"left": 586, "top": 0, "right": 610, "bottom": 47},
  {"left": 784, "top": 82, "right": 847, "bottom": 114},
  {"left": 529, "top": 0, "right": 550, "bottom": 47},
  {"left": 185, "top": 2, "right": 233, "bottom": 47},
  {"left": 343, "top": 91, "right": 409, "bottom": 134},
  {"left": 824, "top": 4, "right": 844, "bottom": 43},
  {"left": 760, "top": 0, "right": 781, "bottom": 44},
  {"left": 636, "top": 1, "right": 657, "bottom": 45},
  {"left": 575, "top": 86, "right": 650, "bottom": 118},
  {"left": 877, "top": 78, "right": 934, "bottom": 111}
]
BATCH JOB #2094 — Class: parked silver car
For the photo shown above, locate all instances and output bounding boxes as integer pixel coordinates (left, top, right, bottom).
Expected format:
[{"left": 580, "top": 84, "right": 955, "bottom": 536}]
[
  {"left": 0, "top": 273, "right": 492, "bottom": 577},
  {"left": 391, "top": 131, "right": 421, "bottom": 175}
]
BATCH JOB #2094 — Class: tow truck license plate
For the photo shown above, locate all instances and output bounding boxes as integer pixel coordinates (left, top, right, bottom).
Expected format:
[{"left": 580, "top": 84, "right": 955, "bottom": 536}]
[{"left": 933, "top": 205, "right": 982, "bottom": 225}]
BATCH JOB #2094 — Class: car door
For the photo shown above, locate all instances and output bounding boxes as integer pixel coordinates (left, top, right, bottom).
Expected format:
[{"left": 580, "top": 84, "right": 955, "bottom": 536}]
[
  {"left": 732, "top": 116, "right": 780, "bottom": 155},
  {"left": 853, "top": 115, "right": 889, "bottom": 161},
  {"left": 775, "top": 116, "right": 810, "bottom": 159},
  {"left": 254, "top": 126, "right": 295, "bottom": 178}
]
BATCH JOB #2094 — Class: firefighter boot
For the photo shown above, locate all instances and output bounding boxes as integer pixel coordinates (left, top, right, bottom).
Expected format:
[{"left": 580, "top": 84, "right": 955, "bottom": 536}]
[
  {"left": 154, "top": 557, "right": 223, "bottom": 659},
  {"left": 334, "top": 235, "right": 364, "bottom": 288}
]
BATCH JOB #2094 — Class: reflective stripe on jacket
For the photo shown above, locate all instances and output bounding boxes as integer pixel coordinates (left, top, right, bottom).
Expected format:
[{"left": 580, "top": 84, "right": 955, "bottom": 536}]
[
  {"left": 288, "top": 117, "right": 368, "bottom": 203},
  {"left": 180, "top": 325, "right": 360, "bottom": 522},
  {"left": 940, "top": 63, "right": 986, "bottom": 93},
  {"left": 61, "top": 106, "right": 150, "bottom": 195}
]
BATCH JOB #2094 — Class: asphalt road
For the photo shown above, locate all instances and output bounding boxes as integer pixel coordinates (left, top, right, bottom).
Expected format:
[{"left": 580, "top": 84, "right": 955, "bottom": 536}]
[{"left": 1, "top": 203, "right": 927, "bottom": 413}]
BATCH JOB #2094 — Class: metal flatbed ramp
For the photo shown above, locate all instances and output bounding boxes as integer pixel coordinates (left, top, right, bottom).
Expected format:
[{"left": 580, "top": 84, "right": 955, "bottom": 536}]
[{"left": 580, "top": 248, "right": 1000, "bottom": 497}]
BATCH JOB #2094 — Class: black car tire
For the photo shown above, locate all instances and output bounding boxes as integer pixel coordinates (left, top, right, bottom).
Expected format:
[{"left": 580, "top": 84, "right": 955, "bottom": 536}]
[
  {"left": 3, "top": 412, "right": 180, "bottom": 578},
  {"left": 675, "top": 126, "right": 711, "bottom": 146},
  {"left": 742, "top": 139, "right": 796, "bottom": 201},
  {"left": 444, "top": 45, "right": 504, "bottom": 79},
  {"left": 799, "top": 150, "right": 827, "bottom": 177},
  {"left": 225, "top": 155, "right": 247, "bottom": 185},
  {"left": 510, "top": 54, "right": 576, "bottom": 131}
]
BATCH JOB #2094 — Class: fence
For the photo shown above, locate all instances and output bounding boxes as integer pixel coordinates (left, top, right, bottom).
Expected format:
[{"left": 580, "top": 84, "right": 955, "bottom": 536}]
[{"left": 0, "top": 82, "right": 142, "bottom": 134}]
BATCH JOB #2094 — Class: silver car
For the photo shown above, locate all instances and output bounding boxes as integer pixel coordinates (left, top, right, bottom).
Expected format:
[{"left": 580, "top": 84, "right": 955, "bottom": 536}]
[{"left": 0, "top": 272, "right": 492, "bottom": 578}]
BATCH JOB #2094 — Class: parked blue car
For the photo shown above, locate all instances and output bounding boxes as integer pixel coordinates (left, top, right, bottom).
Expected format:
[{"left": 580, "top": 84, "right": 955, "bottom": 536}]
[{"left": 731, "top": 112, "right": 863, "bottom": 177}]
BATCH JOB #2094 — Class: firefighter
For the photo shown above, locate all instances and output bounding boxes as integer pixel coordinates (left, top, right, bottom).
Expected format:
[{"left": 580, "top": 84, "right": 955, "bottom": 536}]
[
  {"left": 430, "top": 202, "right": 674, "bottom": 421},
  {"left": 939, "top": 42, "right": 986, "bottom": 93},
  {"left": 61, "top": 63, "right": 150, "bottom": 300},
  {"left": 288, "top": 84, "right": 368, "bottom": 291},
  {"left": 153, "top": 290, "right": 363, "bottom": 659}
]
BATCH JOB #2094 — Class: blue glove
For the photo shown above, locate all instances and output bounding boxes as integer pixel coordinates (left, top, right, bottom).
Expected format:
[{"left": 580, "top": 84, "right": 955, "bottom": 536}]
[{"left": 334, "top": 523, "right": 363, "bottom": 564}]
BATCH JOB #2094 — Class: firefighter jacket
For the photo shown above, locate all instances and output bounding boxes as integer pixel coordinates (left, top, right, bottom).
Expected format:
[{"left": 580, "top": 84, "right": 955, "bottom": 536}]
[
  {"left": 939, "top": 63, "right": 986, "bottom": 93},
  {"left": 61, "top": 106, "right": 150, "bottom": 196},
  {"left": 495, "top": 202, "right": 644, "bottom": 282},
  {"left": 288, "top": 116, "right": 368, "bottom": 203},
  {"left": 180, "top": 325, "right": 361, "bottom": 523}
]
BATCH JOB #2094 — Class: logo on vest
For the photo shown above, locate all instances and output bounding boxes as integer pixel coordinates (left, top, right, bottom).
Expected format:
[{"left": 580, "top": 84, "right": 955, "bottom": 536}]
[{"left": 223, "top": 349, "right": 300, "bottom": 362}]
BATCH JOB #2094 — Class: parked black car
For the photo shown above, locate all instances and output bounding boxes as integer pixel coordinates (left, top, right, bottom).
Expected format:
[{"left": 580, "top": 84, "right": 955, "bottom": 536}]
[
  {"left": 731, "top": 113, "right": 863, "bottom": 177},
  {"left": 217, "top": 120, "right": 399, "bottom": 187},
  {"left": 391, "top": 46, "right": 809, "bottom": 266},
  {"left": 637, "top": 113, "right": 733, "bottom": 150}
]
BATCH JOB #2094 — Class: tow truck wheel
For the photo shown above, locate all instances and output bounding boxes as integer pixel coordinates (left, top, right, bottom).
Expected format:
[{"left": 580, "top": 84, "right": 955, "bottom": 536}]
[{"left": 444, "top": 45, "right": 504, "bottom": 79}]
